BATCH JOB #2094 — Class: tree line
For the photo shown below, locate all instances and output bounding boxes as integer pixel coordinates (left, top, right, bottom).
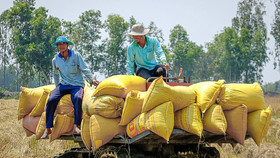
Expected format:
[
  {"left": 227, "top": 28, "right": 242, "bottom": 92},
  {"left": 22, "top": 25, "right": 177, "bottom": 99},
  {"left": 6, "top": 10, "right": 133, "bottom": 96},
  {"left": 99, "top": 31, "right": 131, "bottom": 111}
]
[{"left": 0, "top": 0, "right": 280, "bottom": 92}]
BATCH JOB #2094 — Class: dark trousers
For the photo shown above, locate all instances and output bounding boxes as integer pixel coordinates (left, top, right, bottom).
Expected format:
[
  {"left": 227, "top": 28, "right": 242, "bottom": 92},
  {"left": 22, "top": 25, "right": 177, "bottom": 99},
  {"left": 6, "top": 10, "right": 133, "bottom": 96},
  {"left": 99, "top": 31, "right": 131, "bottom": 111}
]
[
  {"left": 46, "top": 84, "right": 84, "bottom": 128},
  {"left": 136, "top": 65, "right": 166, "bottom": 80}
]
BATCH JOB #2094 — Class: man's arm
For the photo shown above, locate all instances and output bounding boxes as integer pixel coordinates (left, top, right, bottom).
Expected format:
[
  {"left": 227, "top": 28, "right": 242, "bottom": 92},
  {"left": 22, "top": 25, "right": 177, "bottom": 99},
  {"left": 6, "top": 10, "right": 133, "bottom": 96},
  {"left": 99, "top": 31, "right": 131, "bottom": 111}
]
[
  {"left": 126, "top": 46, "right": 135, "bottom": 75},
  {"left": 76, "top": 53, "right": 99, "bottom": 86},
  {"left": 52, "top": 59, "right": 59, "bottom": 85},
  {"left": 153, "top": 38, "right": 171, "bottom": 71},
  {"left": 153, "top": 38, "right": 166, "bottom": 62}
]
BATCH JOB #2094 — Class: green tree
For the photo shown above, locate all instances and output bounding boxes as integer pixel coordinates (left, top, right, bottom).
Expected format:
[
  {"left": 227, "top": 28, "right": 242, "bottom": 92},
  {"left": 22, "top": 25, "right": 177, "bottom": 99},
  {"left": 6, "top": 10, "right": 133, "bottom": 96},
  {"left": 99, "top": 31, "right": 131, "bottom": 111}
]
[
  {"left": 7, "top": 0, "right": 35, "bottom": 87},
  {"left": 205, "top": 33, "right": 224, "bottom": 81},
  {"left": 169, "top": 25, "right": 189, "bottom": 51},
  {"left": 206, "top": 27, "right": 241, "bottom": 82},
  {"left": 103, "top": 14, "right": 128, "bottom": 76},
  {"left": 0, "top": 10, "right": 11, "bottom": 88},
  {"left": 147, "top": 21, "right": 164, "bottom": 43},
  {"left": 169, "top": 25, "right": 189, "bottom": 77},
  {"left": 29, "top": 7, "right": 61, "bottom": 84},
  {"left": 7, "top": 0, "right": 61, "bottom": 86},
  {"left": 271, "top": 0, "right": 280, "bottom": 70},
  {"left": 232, "top": 0, "right": 269, "bottom": 83},
  {"left": 128, "top": 16, "right": 137, "bottom": 29},
  {"left": 185, "top": 41, "right": 205, "bottom": 81},
  {"left": 169, "top": 25, "right": 204, "bottom": 80},
  {"left": 74, "top": 10, "right": 103, "bottom": 74},
  {"left": 13, "top": 0, "right": 35, "bottom": 6},
  {"left": 61, "top": 20, "right": 75, "bottom": 42}
]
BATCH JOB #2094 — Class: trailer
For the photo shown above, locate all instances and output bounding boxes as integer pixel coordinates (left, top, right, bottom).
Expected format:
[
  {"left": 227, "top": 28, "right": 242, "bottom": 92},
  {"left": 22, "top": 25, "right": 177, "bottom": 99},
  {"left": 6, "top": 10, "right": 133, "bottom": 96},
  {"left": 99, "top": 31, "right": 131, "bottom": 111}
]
[
  {"left": 54, "top": 128, "right": 250, "bottom": 158},
  {"left": 52, "top": 76, "right": 247, "bottom": 158}
]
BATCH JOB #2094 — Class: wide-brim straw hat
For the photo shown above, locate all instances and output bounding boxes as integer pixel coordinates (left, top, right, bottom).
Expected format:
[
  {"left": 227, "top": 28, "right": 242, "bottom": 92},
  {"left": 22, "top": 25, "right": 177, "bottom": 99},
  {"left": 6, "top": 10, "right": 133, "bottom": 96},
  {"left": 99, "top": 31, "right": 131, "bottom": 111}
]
[
  {"left": 128, "top": 24, "right": 150, "bottom": 36},
  {"left": 52, "top": 36, "right": 73, "bottom": 47}
]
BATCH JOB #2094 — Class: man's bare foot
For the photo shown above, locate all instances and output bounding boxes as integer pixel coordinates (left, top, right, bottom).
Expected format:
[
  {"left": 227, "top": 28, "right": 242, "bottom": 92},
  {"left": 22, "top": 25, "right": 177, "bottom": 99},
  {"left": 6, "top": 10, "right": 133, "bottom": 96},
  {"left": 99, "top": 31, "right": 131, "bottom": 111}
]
[
  {"left": 41, "top": 128, "right": 52, "bottom": 139},
  {"left": 73, "top": 124, "right": 81, "bottom": 134}
]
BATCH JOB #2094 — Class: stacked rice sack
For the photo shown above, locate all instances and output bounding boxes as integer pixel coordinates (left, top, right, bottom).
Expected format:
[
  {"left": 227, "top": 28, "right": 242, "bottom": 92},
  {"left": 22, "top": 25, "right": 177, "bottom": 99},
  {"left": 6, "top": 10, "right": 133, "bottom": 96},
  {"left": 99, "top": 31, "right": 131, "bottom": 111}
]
[
  {"left": 124, "top": 77, "right": 219, "bottom": 142},
  {"left": 81, "top": 75, "right": 146, "bottom": 150},
  {"left": 190, "top": 80, "right": 271, "bottom": 146},
  {"left": 18, "top": 75, "right": 271, "bottom": 150},
  {"left": 217, "top": 83, "right": 271, "bottom": 146},
  {"left": 189, "top": 80, "right": 228, "bottom": 137},
  {"left": 125, "top": 76, "right": 197, "bottom": 142},
  {"left": 19, "top": 83, "right": 92, "bottom": 141},
  {"left": 124, "top": 77, "right": 271, "bottom": 147}
]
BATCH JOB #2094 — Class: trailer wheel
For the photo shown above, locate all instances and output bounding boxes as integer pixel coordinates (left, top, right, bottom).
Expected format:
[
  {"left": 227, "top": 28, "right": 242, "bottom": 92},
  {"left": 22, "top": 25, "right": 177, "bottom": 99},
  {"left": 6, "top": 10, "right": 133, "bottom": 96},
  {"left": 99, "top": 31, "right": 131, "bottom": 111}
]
[
  {"left": 96, "top": 145, "right": 146, "bottom": 158},
  {"left": 174, "top": 144, "right": 220, "bottom": 158},
  {"left": 99, "top": 151, "right": 117, "bottom": 158},
  {"left": 54, "top": 147, "right": 94, "bottom": 158},
  {"left": 199, "top": 146, "right": 220, "bottom": 158}
]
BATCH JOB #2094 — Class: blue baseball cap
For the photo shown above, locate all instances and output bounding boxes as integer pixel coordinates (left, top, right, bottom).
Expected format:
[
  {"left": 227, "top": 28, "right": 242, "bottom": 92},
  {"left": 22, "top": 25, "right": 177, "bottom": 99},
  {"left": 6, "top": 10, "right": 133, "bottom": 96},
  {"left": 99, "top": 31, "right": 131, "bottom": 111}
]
[{"left": 52, "top": 36, "right": 73, "bottom": 47}]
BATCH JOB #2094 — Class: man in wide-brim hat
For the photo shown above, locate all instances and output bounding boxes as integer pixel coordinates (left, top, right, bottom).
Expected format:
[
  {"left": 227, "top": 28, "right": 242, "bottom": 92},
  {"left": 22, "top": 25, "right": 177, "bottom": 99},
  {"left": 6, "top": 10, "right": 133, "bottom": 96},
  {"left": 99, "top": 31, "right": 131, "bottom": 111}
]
[
  {"left": 126, "top": 24, "right": 171, "bottom": 80},
  {"left": 41, "top": 36, "right": 99, "bottom": 139}
]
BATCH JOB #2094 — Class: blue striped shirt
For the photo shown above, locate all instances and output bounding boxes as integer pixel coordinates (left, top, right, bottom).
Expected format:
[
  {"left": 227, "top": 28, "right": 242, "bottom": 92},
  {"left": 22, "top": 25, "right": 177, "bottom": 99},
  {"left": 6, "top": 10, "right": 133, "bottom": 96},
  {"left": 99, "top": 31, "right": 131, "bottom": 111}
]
[{"left": 52, "top": 50, "right": 94, "bottom": 87}]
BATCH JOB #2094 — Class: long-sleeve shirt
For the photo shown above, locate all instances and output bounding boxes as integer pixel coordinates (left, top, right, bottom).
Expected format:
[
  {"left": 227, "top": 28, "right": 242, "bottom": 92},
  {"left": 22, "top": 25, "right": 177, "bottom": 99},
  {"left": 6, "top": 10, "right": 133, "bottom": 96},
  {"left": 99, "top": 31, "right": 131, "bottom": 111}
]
[
  {"left": 52, "top": 50, "right": 94, "bottom": 87},
  {"left": 126, "top": 36, "right": 167, "bottom": 75}
]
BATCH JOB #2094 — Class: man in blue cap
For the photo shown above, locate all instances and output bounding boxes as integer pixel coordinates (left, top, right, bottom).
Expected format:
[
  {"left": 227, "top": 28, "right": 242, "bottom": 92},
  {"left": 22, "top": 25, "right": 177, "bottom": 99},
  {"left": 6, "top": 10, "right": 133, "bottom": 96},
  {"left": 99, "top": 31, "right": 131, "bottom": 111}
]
[{"left": 41, "top": 36, "right": 99, "bottom": 138}]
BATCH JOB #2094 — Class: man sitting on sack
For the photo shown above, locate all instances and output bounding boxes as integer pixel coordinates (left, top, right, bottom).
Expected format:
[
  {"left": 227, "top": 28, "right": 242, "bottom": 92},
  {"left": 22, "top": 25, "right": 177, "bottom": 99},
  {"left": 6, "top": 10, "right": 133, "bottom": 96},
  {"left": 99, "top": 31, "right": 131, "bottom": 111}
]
[{"left": 41, "top": 36, "right": 99, "bottom": 138}]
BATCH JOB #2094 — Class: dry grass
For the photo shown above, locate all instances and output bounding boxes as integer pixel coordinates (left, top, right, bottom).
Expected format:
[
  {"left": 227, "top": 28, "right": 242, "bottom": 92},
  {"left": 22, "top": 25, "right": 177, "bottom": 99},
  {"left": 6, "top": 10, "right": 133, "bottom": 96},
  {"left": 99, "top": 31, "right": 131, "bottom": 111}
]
[
  {"left": 0, "top": 95, "right": 279, "bottom": 158},
  {"left": 0, "top": 99, "right": 79, "bottom": 158},
  {"left": 213, "top": 95, "right": 280, "bottom": 158}
]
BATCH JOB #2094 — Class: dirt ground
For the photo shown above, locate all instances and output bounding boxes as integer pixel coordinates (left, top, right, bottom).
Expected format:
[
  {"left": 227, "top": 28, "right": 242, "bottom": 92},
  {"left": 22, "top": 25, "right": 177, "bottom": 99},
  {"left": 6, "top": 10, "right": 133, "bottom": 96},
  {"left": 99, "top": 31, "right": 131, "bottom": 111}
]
[{"left": 0, "top": 99, "right": 79, "bottom": 158}]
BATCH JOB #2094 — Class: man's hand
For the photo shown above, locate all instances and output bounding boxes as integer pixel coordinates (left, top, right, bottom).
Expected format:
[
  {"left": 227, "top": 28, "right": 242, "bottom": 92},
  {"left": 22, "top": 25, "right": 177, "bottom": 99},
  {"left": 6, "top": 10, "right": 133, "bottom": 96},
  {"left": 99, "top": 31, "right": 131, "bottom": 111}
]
[
  {"left": 91, "top": 79, "right": 99, "bottom": 86},
  {"left": 163, "top": 62, "right": 172, "bottom": 71}
]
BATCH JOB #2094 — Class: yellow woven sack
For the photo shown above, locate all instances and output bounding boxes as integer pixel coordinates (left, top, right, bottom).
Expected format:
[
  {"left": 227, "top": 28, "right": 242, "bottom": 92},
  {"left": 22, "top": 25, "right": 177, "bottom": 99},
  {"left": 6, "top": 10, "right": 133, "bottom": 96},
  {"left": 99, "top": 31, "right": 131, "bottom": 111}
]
[
  {"left": 218, "top": 83, "right": 265, "bottom": 112},
  {"left": 142, "top": 76, "right": 195, "bottom": 113},
  {"left": 247, "top": 107, "right": 271, "bottom": 146},
  {"left": 35, "top": 112, "right": 46, "bottom": 140},
  {"left": 174, "top": 104, "right": 203, "bottom": 137},
  {"left": 49, "top": 114, "right": 74, "bottom": 142},
  {"left": 18, "top": 85, "right": 56, "bottom": 120},
  {"left": 29, "top": 88, "right": 50, "bottom": 116},
  {"left": 224, "top": 104, "right": 247, "bottom": 145},
  {"left": 190, "top": 80, "right": 225, "bottom": 113},
  {"left": 171, "top": 86, "right": 196, "bottom": 111},
  {"left": 82, "top": 87, "right": 95, "bottom": 116},
  {"left": 55, "top": 94, "right": 74, "bottom": 117},
  {"left": 82, "top": 93, "right": 124, "bottom": 118},
  {"left": 84, "top": 80, "right": 95, "bottom": 93},
  {"left": 18, "top": 87, "right": 46, "bottom": 120},
  {"left": 127, "top": 101, "right": 174, "bottom": 141},
  {"left": 203, "top": 104, "right": 227, "bottom": 135},
  {"left": 22, "top": 114, "right": 41, "bottom": 137},
  {"left": 40, "top": 84, "right": 56, "bottom": 90},
  {"left": 81, "top": 115, "right": 91, "bottom": 150},
  {"left": 119, "top": 90, "right": 146, "bottom": 125},
  {"left": 92, "top": 75, "right": 146, "bottom": 98},
  {"left": 90, "top": 115, "right": 125, "bottom": 151}
]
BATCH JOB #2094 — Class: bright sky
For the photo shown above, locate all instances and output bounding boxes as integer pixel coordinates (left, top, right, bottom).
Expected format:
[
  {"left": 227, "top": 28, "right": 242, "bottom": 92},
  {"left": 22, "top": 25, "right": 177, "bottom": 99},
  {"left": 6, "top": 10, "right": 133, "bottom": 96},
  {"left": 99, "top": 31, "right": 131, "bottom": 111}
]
[{"left": 1, "top": 0, "right": 279, "bottom": 83}]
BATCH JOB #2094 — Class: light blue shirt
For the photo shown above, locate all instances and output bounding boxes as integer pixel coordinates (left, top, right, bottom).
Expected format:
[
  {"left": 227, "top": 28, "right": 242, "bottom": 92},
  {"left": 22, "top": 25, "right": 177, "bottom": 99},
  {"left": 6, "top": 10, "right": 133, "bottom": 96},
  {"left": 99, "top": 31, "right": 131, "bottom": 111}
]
[
  {"left": 126, "top": 36, "right": 167, "bottom": 75},
  {"left": 52, "top": 50, "right": 94, "bottom": 87}
]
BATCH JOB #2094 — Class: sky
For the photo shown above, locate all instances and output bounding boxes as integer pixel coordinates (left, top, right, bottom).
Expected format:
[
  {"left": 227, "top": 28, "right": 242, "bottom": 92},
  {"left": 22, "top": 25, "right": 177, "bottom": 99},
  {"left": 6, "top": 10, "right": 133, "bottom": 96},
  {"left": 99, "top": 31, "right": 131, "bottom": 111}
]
[{"left": 1, "top": 0, "right": 279, "bottom": 83}]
